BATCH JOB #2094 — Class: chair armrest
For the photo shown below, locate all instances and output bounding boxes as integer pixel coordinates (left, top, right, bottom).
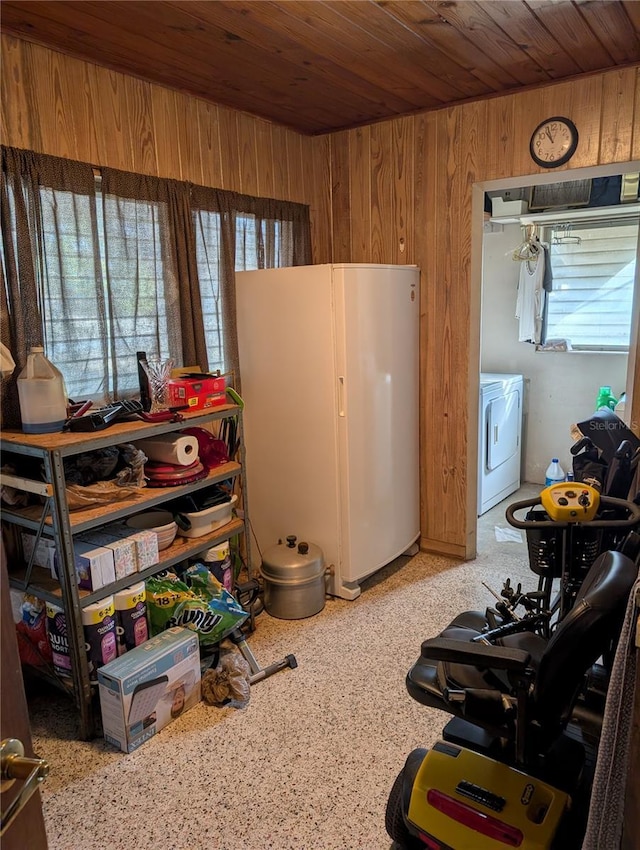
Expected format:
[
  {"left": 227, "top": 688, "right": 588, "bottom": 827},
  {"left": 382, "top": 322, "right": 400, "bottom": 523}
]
[{"left": 419, "top": 637, "right": 532, "bottom": 672}]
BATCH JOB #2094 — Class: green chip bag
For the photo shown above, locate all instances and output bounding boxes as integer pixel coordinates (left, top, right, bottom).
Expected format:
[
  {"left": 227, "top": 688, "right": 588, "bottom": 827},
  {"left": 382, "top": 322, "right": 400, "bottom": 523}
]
[{"left": 146, "top": 565, "right": 248, "bottom": 646}]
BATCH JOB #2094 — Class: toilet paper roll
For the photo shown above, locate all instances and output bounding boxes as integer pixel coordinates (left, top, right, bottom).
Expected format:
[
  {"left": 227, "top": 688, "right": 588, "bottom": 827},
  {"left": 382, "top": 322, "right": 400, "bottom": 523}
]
[
  {"left": 114, "top": 582, "right": 148, "bottom": 654},
  {"left": 82, "top": 596, "right": 117, "bottom": 680},
  {"left": 135, "top": 434, "right": 199, "bottom": 466},
  {"left": 46, "top": 602, "right": 72, "bottom": 680}
]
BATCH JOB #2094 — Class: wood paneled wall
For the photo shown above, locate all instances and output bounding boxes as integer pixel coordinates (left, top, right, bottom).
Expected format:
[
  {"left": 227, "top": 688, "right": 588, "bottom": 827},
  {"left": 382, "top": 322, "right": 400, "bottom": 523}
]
[
  {"left": 2, "top": 35, "right": 639, "bottom": 559},
  {"left": 330, "top": 66, "right": 640, "bottom": 558},
  {"left": 0, "top": 35, "right": 332, "bottom": 263}
]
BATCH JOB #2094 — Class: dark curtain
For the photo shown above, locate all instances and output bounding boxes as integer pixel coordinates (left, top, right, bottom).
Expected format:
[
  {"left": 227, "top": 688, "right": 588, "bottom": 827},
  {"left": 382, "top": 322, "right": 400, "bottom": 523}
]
[
  {"left": 1, "top": 146, "right": 312, "bottom": 422},
  {"left": 0, "top": 147, "right": 100, "bottom": 425}
]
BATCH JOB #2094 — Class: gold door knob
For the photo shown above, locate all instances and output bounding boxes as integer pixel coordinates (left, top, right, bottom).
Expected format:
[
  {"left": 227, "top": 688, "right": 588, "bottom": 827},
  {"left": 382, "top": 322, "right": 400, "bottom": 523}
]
[{"left": 1, "top": 739, "right": 49, "bottom": 836}]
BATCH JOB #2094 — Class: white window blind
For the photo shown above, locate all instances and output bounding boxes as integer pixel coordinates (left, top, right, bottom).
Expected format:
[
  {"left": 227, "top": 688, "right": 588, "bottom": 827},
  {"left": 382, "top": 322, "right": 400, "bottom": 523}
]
[{"left": 544, "top": 220, "right": 638, "bottom": 350}]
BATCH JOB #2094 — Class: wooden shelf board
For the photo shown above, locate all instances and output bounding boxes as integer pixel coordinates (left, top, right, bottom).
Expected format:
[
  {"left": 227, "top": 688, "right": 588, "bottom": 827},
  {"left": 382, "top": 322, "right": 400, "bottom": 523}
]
[
  {"left": 2, "top": 462, "right": 240, "bottom": 533},
  {"left": 0, "top": 404, "right": 240, "bottom": 457},
  {"left": 8, "top": 517, "right": 244, "bottom": 607}
]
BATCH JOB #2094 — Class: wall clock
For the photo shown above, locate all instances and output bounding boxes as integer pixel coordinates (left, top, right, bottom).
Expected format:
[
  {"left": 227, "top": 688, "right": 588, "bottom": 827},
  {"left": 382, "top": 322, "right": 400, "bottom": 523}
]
[{"left": 529, "top": 117, "right": 578, "bottom": 168}]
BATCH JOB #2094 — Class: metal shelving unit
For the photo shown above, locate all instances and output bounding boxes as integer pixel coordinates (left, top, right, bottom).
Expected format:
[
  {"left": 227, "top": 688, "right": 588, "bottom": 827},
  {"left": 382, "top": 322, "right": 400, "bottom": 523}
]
[{"left": 1, "top": 404, "right": 251, "bottom": 739}]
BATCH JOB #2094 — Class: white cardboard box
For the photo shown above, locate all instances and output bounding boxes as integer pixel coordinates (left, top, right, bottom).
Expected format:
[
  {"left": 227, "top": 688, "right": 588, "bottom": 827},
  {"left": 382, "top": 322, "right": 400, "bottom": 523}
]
[
  {"left": 97, "top": 627, "right": 201, "bottom": 753},
  {"left": 491, "top": 197, "right": 529, "bottom": 218},
  {"left": 21, "top": 532, "right": 56, "bottom": 573},
  {"left": 53, "top": 540, "right": 115, "bottom": 591},
  {"left": 105, "top": 524, "right": 159, "bottom": 572}
]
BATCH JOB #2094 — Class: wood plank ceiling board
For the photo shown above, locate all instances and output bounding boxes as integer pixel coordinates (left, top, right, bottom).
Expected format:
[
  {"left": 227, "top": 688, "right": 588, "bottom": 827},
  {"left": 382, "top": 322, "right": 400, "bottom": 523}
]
[
  {"left": 576, "top": 0, "right": 640, "bottom": 64},
  {"left": 96, "top": 0, "right": 383, "bottom": 130},
  {"left": 376, "top": 1, "right": 523, "bottom": 92},
  {"left": 1, "top": 0, "right": 639, "bottom": 134},
  {"left": 259, "top": 0, "right": 452, "bottom": 106},
  {"left": 478, "top": 1, "right": 584, "bottom": 78},
  {"left": 175, "top": 0, "right": 419, "bottom": 120},
  {"left": 525, "top": 0, "right": 618, "bottom": 71},
  {"left": 429, "top": 1, "right": 554, "bottom": 86},
  {"left": 315, "top": 0, "right": 491, "bottom": 100},
  {"left": 19, "top": 0, "right": 358, "bottom": 133}
]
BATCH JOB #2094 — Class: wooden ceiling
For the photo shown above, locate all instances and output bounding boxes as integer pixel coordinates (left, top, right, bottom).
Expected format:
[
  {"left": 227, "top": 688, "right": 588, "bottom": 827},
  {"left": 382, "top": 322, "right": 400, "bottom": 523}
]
[{"left": 2, "top": 1, "right": 640, "bottom": 135}]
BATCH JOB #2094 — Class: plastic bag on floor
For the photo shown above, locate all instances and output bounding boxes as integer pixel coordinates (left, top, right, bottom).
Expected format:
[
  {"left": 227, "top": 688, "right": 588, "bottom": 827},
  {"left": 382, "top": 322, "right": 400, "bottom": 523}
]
[{"left": 201, "top": 648, "right": 251, "bottom": 707}]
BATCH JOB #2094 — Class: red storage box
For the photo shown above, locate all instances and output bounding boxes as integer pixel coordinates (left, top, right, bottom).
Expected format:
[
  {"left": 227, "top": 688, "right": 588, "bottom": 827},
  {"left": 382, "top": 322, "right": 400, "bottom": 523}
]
[{"left": 167, "top": 375, "right": 227, "bottom": 410}]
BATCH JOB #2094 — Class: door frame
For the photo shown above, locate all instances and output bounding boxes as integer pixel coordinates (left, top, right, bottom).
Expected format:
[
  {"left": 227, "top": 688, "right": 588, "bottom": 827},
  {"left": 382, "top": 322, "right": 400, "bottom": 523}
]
[{"left": 470, "top": 160, "right": 640, "bottom": 540}]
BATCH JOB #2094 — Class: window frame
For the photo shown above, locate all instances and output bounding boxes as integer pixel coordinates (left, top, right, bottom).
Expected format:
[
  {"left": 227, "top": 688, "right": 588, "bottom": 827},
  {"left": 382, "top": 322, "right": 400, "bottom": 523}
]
[{"left": 541, "top": 216, "right": 639, "bottom": 353}]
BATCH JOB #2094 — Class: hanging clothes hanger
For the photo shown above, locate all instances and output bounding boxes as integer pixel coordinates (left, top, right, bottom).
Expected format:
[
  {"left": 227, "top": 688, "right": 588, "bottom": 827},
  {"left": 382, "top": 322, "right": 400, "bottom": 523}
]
[
  {"left": 551, "top": 223, "right": 581, "bottom": 245},
  {"left": 511, "top": 223, "right": 541, "bottom": 262}
]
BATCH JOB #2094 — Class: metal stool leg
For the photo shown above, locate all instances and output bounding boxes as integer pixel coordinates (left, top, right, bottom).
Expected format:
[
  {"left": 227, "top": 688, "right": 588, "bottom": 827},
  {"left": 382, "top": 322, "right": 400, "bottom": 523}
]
[{"left": 228, "top": 628, "right": 297, "bottom": 685}]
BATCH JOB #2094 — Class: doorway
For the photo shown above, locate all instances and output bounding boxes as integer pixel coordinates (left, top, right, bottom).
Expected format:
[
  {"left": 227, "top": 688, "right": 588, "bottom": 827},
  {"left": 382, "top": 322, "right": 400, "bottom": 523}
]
[{"left": 472, "top": 160, "right": 640, "bottom": 545}]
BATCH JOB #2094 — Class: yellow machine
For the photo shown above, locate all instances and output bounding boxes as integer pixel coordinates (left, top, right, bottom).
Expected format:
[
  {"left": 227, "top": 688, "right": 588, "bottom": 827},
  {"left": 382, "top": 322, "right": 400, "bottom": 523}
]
[
  {"left": 407, "top": 743, "right": 570, "bottom": 850},
  {"left": 539, "top": 482, "right": 600, "bottom": 523}
]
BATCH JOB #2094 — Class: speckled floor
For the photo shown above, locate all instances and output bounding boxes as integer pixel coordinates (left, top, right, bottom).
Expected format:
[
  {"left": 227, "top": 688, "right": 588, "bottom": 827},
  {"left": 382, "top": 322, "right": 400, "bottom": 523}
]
[{"left": 28, "top": 486, "right": 539, "bottom": 850}]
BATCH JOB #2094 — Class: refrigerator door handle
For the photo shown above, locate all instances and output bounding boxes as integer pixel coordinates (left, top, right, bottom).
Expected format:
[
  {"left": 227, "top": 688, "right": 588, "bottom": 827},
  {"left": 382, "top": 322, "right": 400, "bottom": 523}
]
[{"left": 338, "top": 376, "right": 346, "bottom": 417}]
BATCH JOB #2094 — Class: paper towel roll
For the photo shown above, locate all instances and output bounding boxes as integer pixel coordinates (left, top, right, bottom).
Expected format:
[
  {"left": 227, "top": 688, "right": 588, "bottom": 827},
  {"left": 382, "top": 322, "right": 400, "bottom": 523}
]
[{"left": 136, "top": 434, "right": 199, "bottom": 466}]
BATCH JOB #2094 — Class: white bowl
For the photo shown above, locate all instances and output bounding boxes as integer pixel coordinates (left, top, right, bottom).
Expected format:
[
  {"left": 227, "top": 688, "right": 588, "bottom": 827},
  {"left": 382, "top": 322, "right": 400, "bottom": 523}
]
[{"left": 127, "top": 510, "right": 178, "bottom": 550}]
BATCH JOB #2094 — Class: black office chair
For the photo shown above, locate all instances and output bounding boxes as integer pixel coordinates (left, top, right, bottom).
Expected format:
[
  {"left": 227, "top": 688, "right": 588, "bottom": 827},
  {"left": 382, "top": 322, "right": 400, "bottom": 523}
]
[{"left": 406, "top": 549, "right": 637, "bottom": 769}]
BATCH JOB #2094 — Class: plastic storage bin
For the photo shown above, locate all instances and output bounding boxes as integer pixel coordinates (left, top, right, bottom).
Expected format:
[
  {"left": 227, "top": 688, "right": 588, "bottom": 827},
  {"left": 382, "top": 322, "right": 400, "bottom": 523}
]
[{"left": 176, "top": 494, "right": 237, "bottom": 538}]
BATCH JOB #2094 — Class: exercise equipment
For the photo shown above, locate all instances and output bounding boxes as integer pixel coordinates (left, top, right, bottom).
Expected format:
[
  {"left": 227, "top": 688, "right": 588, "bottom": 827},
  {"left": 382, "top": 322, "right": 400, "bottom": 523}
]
[{"left": 386, "top": 547, "right": 639, "bottom": 850}]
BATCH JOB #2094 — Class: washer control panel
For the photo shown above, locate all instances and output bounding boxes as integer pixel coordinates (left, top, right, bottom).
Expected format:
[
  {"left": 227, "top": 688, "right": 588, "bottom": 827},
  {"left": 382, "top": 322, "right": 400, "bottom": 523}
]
[{"left": 540, "top": 482, "right": 600, "bottom": 522}]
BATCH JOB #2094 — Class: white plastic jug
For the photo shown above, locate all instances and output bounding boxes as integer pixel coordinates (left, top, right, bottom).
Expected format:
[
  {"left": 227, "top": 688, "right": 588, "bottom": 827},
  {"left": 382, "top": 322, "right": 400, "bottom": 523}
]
[
  {"left": 17, "top": 346, "right": 67, "bottom": 433},
  {"left": 544, "top": 458, "right": 565, "bottom": 487}
]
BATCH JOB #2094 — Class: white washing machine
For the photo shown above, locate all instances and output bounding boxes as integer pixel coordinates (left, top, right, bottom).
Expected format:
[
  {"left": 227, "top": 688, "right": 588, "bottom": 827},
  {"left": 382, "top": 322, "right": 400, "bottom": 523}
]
[{"left": 478, "top": 373, "right": 524, "bottom": 516}]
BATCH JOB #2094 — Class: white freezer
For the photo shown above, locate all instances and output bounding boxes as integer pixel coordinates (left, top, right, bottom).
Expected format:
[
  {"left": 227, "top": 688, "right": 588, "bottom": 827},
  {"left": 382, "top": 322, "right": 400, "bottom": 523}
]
[{"left": 235, "top": 263, "right": 420, "bottom": 599}]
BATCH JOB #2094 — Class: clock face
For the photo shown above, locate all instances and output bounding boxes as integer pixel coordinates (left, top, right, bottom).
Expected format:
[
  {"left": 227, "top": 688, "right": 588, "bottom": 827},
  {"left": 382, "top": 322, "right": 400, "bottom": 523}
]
[{"left": 530, "top": 117, "right": 578, "bottom": 168}]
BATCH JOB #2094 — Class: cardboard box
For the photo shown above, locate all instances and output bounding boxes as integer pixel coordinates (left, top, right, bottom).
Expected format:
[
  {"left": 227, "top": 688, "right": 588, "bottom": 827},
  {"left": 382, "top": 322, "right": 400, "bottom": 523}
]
[
  {"left": 167, "top": 375, "right": 227, "bottom": 411},
  {"left": 98, "top": 626, "right": 201, "bottom": 753},
  {"left": 77, "top": 531, "right": 137, "bottom": 580},
  {"left": 491, "top": 197, "right": 529, "bottom": 218},
  {"left": 21, "top": 532, "right": 56, "bottom": 573},
  {"left": 53, "top": 541, "right": 115, "bottom": 591},
  {"left": 105, "top": 525, "right": 159, "bottom": 572}
]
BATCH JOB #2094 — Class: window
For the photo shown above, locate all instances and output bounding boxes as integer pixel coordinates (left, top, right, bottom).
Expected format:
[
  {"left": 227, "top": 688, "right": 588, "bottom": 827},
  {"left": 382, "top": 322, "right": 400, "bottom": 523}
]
[
  {"left": 544, "top": 219, "right": 638, "bottom": 350},
  {"left": 1, "top": 147, "right": 311, "bottom": 421}
]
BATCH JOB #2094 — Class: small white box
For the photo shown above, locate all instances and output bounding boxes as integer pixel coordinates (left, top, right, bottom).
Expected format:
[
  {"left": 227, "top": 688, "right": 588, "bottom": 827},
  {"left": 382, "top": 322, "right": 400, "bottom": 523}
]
[
  {"left": 54, "top": 541, "right": 115, "bottom": 591},
  {"left": 21, "top": 532, "right": 56, "bottom": 573},
  {"left": 98, "top": 626, "right": 201, "bottom": 753},
  {"left": 491, "top": 197, "right": 529, "bottom": 218}
]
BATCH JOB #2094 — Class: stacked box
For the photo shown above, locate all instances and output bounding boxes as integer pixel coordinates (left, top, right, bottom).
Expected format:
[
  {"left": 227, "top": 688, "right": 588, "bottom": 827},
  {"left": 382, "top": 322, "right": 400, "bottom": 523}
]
[
  {"left": 77, "top": 530, "right": 137, "bottom": 580},
  {"left": 53, "top": 541, "right": 115, "bottom": 591},
  {"left": 105, "top": 524, "right": 159, "bottom": 572},
  {"left": 21, "top": 532, "right": 56, "bottom": 573}
]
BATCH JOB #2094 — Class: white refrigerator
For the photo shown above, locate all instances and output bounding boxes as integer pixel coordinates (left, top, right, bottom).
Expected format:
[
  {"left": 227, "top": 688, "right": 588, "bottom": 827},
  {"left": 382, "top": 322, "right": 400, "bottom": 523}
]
[{"left": 235, "top": 263, "right": 420, "bottom": 600}]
